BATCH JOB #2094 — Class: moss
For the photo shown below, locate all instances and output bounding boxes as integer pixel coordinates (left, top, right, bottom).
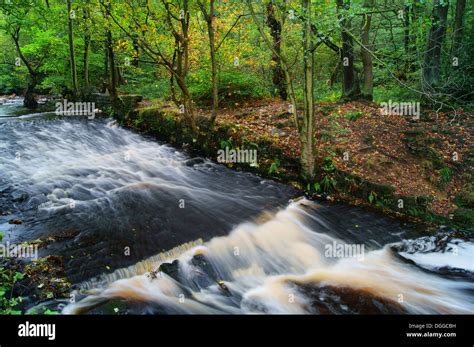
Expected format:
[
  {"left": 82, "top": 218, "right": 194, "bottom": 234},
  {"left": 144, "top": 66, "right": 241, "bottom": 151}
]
[
  {"left": 455, "top": 183, "right": 474, "bottom": 208},
  {"left": 336, "top": 172, "right": 395, "bottom": 199},
  {"left": 453, "top": 208, "right": 474, "bottom": 231},
  {"left": 403, "top": 128, "right": 445, "bottom": 169}
]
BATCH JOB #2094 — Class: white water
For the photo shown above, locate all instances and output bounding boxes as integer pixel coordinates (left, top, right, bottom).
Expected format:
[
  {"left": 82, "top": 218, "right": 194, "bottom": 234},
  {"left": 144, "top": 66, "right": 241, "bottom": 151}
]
[
  {"left": 0, "top": 115, "right": 295, "bottom": 283},
  {"left": 64, "top": 199, "right": 474, "bottom": 315}
]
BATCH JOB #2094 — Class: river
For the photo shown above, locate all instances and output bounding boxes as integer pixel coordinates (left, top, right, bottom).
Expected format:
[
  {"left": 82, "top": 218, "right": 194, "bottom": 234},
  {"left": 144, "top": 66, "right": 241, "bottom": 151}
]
[{"left": 0, "top": 98, "right": 473, "bottom": 314}]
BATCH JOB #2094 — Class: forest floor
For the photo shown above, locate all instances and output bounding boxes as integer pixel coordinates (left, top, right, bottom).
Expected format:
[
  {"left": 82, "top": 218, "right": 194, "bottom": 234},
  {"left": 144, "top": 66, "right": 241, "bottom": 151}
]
[{"left": 192, "top": 98, "right": 473, "bottom": 218}]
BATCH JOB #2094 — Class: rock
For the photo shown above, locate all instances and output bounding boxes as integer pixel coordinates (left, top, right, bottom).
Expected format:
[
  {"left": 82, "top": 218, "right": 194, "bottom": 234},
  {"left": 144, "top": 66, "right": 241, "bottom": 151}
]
[
  {"left": 216, "top": 280, "right": 231, "bottom": 295},
  {"left": 275, "top": 111, "right": 292, "bottom": 118},
  {"left": 300, "top": 284, "right": 406, "bottom": 314},
  {"left": 270, "top": 127, "right": 287, "bottom": 137},
  {"left": 188, "top": 254, "right": 220, "bottom": 289},
  {"left": 11, "top": 190, "right": 28, "bottom": 202},
  {"left": 158, "top": 259, "right": 181, "bottom": 282},
  {"left": 191, "top": 254, "right": 217, "bottom": 279},
  {"left": 26, "top": 195, "right": 48, "bottom": 209},
  {"left": 8, "top": 218, "right": 23, "bottom": 225},
  {"left": 184, "top": 157, "right": 205, "bottom": 167}
]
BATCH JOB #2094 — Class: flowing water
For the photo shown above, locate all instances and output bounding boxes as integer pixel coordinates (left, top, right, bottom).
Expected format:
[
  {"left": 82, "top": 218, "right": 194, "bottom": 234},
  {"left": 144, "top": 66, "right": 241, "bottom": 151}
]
[{"left": 0, "top": 100, "right": 473, "bottom": 315}]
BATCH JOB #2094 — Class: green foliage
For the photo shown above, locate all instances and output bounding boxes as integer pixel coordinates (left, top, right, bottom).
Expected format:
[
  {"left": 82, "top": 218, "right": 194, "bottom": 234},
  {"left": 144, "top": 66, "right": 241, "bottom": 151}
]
[
  {"left": 344, "top": 110, "right": 364, "bottom": 121},
  {"left": 313, "top": 182, "right": 321, "bottom": 192},
  {"left": 453, "top": 208, "right": 474, "bottom": 231},
  {"left": 219, "top": 137, "right": 233, "bottom": 150},
  {"left": 119, "top": 67, "right": 170, "bottom": 100},
  {"left": 455, "top": 184, "right": 474, "bottom": 208},
  {"left": 317, "top": 156, "right": 337, "bottom": 192},
  {"left": 321, "top": 156, "right": 336, "bottom": 174},
  {"left": 368, "top": 191, "right": 377, "bottom": 204},
  {"left": 189, "top": 69, "right": 270, "bottom": 105},
  {"left": 373, "top": 84, "right": 420, "bottom": 104},
  {"left": 241, "top": 137, "right": 259, "bottom": 150},
  {"left": 437, "top": 167, "right": 452, "bottom": 189},
  {"left": 268, "top": 158, "right": 280, "bottom": 175},
  {"left": 133, "top": 117, "right": 144, "bottom": 128},
  {"left": 164, "top": 114, "right": 176, "bottom": 128},
  {"left": 0, "top": 266, "right": 24, "bottom": 315},
  {"left": 321, "top": 175, "right": 336, "bottom": 192}
]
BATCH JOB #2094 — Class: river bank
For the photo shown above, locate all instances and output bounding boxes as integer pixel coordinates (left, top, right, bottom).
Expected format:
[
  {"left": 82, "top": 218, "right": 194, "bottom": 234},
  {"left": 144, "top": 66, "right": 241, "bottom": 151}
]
[
  {"left": 117, "top": 97, "right": 473, "bottom": 232},
  {"left": 2, "top": 93, "right": 472, "bottom": 231}
]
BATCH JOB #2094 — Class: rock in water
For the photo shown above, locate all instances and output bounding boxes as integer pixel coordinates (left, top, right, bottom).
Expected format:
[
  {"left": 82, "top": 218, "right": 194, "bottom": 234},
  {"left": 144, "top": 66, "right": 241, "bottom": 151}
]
[{"left": 158, "top": 260, "right": 181, "bottom": 282}]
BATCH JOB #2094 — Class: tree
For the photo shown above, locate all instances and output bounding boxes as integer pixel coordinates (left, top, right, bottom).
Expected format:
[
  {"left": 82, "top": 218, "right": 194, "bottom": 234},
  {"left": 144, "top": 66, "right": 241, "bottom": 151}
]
[
  {"left": 265, "top": 0, "right": 287, "bottom": 100},
  {"left": 301, "top": 0, "right": 316, "bottom": 180},
  {"left": 451, "top": 0, "right": 466, "bottom": 56},
  {"left": 0, "top": 1, "right": 50, "bottom": 108},
  {"left": 103, "top": 0, "right": 122, "bottom": 114},
  {"left": 247, "top": 0, "right": 316, "bottom": 180},
  {"left": 336, "top": 0, "right": 360, "bottom": 99},
  {"left": 422, "top": 0, "right": 449, "bottom": 92},
  {"left": 11, "top": 26, "right": 40, "bottom": 108},
  {"left": 101, "top": 0, "right": 198, "bottom": 133},
  {"left": 67, "top": 0, "right": 78, "bottom": 96},
  {"left": 83, "top": 0, "right": 91, "bottom": 86},
  {"left": 198, "top": 0, "right": 219, "bottom": 125},
  {"left": 360, "top": 0, "right": 374, "bottom": 100}
]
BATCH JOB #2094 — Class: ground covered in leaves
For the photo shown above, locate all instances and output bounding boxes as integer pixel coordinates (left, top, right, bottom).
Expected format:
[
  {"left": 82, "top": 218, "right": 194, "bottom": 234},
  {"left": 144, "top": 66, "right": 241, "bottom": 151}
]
[{"left": 205, "top": 98, "right": 472, "bottom": 218}]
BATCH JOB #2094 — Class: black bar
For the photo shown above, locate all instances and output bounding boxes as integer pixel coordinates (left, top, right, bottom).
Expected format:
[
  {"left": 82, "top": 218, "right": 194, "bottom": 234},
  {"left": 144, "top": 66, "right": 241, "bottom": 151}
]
[{"left": 0, "top": 315, "right": 471, "bottom": 346}]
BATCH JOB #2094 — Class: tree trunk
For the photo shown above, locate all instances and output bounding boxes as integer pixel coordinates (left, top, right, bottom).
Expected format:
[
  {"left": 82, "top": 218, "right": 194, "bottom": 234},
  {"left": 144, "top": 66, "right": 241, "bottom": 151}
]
[
  {"left": 116, "top": 64, "right": 124, "bottom": 86},
  {"left": 451, "top": 0, "right": 466, "bottom": 56},
  {"left": 83, "top": 33, "right": 90, "bottom": 86},
  {"left": 301, "top": 0, "right": 316, "bottom": 181},
  {"left": 337, "top": 0, "right": 360, "bottom": 99},
  {"left": 132, "top": 35, "right": 140, "bottom": 67},
  {"left": 422, "top": 0, "right": 449, "bottom": 92},
  {"left": 106, "top": 31, "right": 116, "bottom": 96},
  {"left": 407, "top": 0, "right": 420, "bottom": 72},
  {"left": 24, "top": 78, "right": 38, "bottom": 109},
  {"left": 104, "top": 1, "right": 122, "bottom": 115},
  {"left": 246, "top": 0, "right": 298, "bottom": 130},
  {"left": 163, "top": 0, "right": 197, "bottom": 134},
  {"left": 83, "top": 3, "right": 91, "bottom": 86},
  {"left": 67, "top": 0, "right": 78, "bottom": 96},
  {"left": 104, "top": 45, "right": 108, "bottom": 86},
  {"left": 199, "top": 0, "right": 218, "bottom": 125},
  {"left": 175, "top": 75, "right": 197, "bottom": 133},
  {"left": 360, "top": 0, "right": 374, "bottom": 100},
  {"left": 11, "top": 28, "right": 39, "bottom": 108},
  {"left": 266, "top": 1, "right": 287, "bottom": 100}
]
